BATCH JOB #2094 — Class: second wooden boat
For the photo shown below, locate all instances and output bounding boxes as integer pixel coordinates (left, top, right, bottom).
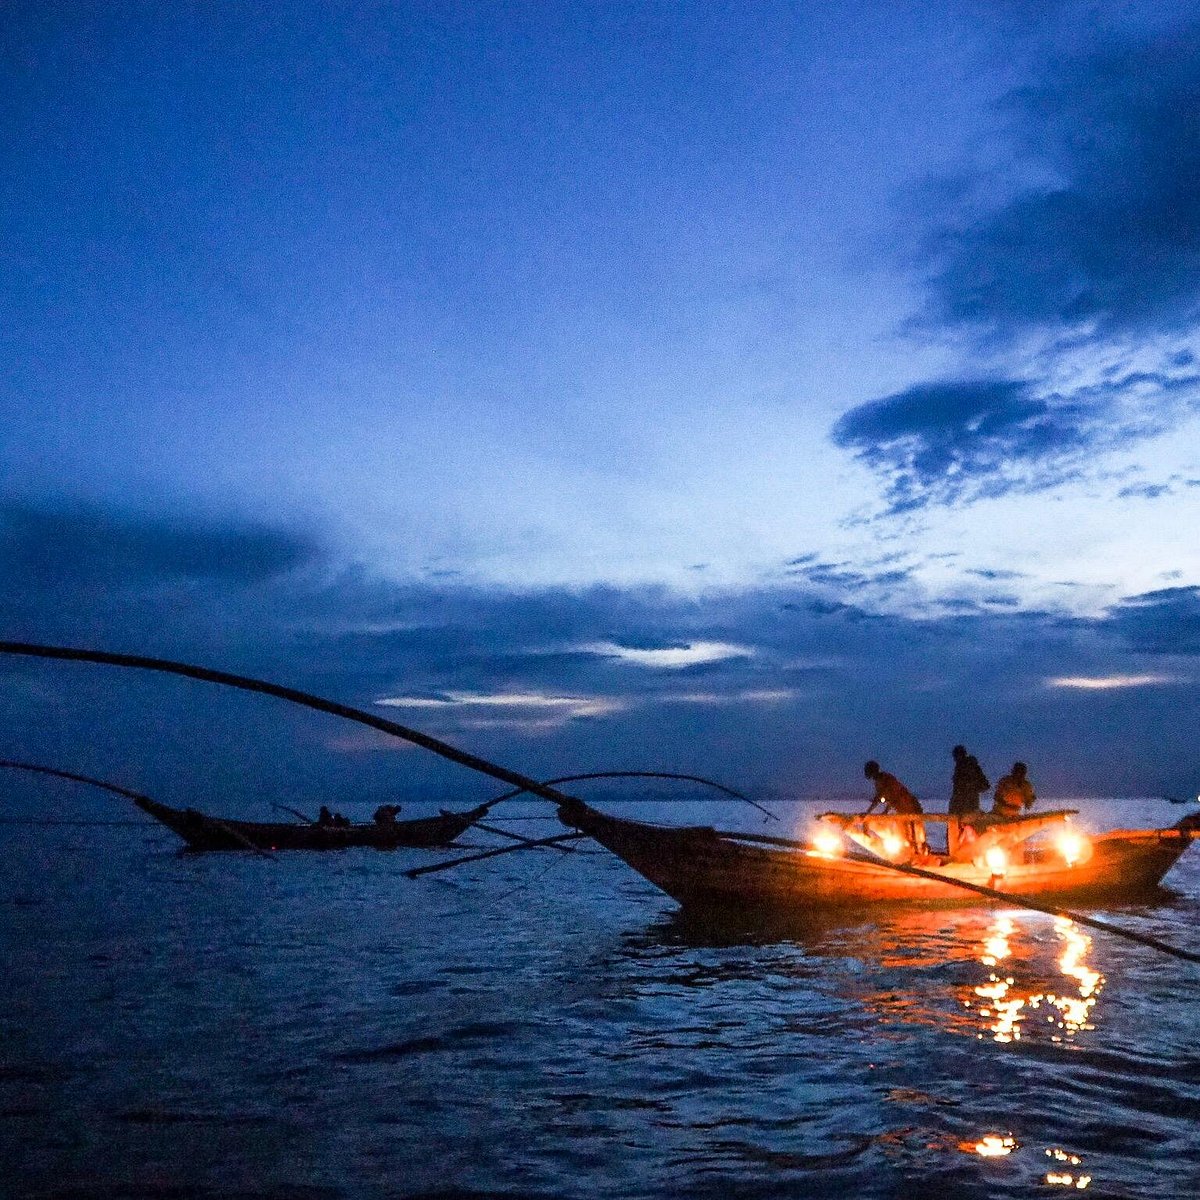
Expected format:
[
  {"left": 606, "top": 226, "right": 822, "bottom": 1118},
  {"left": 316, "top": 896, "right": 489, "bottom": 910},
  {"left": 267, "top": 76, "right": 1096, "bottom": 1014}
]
[{"left": 132, "top": 794, "right": 489, "bottom": 852}]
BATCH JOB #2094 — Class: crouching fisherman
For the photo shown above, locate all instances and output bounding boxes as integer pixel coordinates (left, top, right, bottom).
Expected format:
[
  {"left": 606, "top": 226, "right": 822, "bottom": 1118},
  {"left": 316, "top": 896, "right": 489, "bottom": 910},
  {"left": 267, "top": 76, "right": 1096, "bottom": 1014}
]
[
  {"left": 992, "top": 762, "right": 1036, "bottom": 818},
  {"left": 863, "top": 760, "right": 928, "bottom": 857}
]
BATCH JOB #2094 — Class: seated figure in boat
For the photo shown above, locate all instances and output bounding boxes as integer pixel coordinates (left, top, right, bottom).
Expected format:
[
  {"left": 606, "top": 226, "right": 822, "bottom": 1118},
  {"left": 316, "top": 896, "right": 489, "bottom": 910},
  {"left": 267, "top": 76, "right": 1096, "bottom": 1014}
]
[
  {"left": 863, "top": 760, "right": 928, "bottom": 856},
  {"left": 992, "top": 762, "right": 1036, "bottom": 818},
  {"left": 373, "top": 803, "right": 402, "bottom": 826},
  {"left": 318, "top": 805, "right": 334, "bottom": 825}
]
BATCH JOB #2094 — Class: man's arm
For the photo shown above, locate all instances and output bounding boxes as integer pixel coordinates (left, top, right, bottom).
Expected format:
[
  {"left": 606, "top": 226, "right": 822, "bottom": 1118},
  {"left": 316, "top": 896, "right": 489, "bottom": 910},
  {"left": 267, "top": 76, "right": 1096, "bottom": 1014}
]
[{"left": 864, "top": 782, "right": 883, "bottom": 814}]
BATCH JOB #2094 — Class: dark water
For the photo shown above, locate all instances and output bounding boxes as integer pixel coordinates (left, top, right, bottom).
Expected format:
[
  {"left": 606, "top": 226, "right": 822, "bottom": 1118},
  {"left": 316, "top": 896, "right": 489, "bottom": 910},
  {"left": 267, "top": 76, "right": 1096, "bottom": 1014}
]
[{"left": 2, "top": 798, "right": 1198, "bottom": 1199}]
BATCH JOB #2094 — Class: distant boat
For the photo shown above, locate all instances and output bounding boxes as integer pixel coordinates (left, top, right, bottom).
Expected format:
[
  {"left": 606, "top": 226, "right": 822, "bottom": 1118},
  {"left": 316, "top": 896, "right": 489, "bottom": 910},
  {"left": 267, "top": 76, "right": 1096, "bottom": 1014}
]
[
  {"left": 131, "top": 794, "right": 489, "bottom": 852},
  {"left": 555, "top": 800, "right": 1200, "bottom": 911},
  {"left": 0, "top": 757, "right": 489, "bottom": 852}
]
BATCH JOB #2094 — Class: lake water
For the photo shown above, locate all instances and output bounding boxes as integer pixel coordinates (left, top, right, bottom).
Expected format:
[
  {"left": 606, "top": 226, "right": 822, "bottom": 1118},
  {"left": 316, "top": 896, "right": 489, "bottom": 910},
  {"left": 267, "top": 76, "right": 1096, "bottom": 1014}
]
[{"left": 2, "top": 797, "right": 1198, "bottom": 1199}]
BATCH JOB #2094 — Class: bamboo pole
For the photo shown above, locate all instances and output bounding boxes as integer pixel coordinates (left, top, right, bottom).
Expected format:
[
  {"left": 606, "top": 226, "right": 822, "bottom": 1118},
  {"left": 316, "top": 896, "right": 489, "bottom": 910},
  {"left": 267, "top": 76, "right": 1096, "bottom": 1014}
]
[
  {"left": 0, "top": 642, "right": 582, "bottom": 807},
  {"left": 406, "top": 832, "right": 587, "bottom": 878},
  {"left": 711, "top": 825, "right": 1200, "bottom": 964},
  {"left": 0, "top": 758, "right": 158, "bottom": 808}
]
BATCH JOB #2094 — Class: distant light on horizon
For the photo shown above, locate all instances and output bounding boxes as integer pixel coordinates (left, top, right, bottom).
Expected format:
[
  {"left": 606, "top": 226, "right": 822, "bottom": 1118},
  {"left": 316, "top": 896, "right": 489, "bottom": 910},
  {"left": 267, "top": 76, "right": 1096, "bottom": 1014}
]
[{"left": 1045, "top": 674, "right": 1179, "bottom": 690}]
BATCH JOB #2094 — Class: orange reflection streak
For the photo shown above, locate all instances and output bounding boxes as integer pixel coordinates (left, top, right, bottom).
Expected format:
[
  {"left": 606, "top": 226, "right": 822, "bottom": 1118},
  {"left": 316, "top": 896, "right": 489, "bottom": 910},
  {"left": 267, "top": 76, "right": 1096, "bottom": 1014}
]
[
  {"left": 971, "top": 914, "right": 1026, "bottom": 1042},
  {"left": 962, "top": 1134, "right": 1018, "bottom": 1157},
  {"left": 965, "top": 913, "right": 1104, "bottom": 1045},
  {"left": 1044, "top": 1147, "right": 1090, "bottom": 1185}
]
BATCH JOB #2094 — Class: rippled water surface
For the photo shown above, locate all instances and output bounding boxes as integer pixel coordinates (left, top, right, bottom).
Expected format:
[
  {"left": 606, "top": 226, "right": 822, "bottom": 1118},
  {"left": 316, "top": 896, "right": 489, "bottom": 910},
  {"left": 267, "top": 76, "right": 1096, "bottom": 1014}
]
[{"left": 3, "top": 798, "right": 1198, "bottom": 1198}]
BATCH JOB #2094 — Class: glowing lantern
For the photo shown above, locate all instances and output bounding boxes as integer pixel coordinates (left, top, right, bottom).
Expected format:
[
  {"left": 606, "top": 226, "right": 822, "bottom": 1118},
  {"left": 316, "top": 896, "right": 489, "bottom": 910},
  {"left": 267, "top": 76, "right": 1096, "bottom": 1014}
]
[
  {"left": 811, "top": 828, "right": 843, "bottom": 857},
  {"left": 984, "top": 846, "right": 1009, "bottom": 876},
  {"left": 881, "top": 833, "right": 905, "bottom": 858},
  {"left": 1057, "top": 830, "right": 1088, "bottom": 867}
]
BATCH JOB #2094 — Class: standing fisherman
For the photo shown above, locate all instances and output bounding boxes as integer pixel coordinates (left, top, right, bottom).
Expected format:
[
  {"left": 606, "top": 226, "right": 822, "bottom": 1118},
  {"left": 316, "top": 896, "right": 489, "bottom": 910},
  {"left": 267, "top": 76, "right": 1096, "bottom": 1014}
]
[
  {"left": 950, "top": 745, "right": 990, "bottom": 814},
  {"left": 949, "top": 744, "right": 990, "bottom": 857},
  {"left": 863, "top": 761, "right": 927, "bottom": 856}
]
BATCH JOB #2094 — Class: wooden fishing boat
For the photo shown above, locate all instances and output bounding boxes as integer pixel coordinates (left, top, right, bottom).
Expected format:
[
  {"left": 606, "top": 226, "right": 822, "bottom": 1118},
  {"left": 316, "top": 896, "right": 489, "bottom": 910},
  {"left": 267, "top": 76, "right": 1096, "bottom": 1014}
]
[
  {"left": 0, "top": 758, "right": 490, "bottom": 853},
  {"left": 555, "top": 798, "right": 1200, "bottom": 912},
  {"left": 133, "top": 794, "right": 490, "bottom": 852}
]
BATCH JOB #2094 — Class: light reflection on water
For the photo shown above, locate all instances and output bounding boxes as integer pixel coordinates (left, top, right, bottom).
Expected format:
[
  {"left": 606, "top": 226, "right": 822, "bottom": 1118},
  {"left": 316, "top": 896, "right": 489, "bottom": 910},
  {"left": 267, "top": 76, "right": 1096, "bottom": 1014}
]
[
  {"left": 966, "top": 913, "right": 1105, "bottom": 1046},
  {"left": 959, "top": 912, "right": 1107, "bottom": 1188}
]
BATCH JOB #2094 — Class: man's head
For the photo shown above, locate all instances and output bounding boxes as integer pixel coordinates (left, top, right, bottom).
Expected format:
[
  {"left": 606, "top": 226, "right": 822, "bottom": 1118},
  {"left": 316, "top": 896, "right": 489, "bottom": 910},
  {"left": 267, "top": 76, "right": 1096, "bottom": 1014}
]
[
  {"left": 952, "top": 744, "right": 967, "bottom": 760},
  {"left": 1013, "top": 761, "right": 1027, "bottom": 778},
  {"left": 864, "top": 760, "right": 881, "bottom": 779}
]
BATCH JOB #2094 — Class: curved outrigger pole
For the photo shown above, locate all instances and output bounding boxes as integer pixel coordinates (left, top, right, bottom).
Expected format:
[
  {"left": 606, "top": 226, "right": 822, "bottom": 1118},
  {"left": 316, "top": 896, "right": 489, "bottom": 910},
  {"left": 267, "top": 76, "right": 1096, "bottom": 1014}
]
[
  {"left": 0, "top": 643, "right": 775, "bottom": 821},
  {"left": 0, "top": 758, "right": 157, "bottom": 808},
  {"left": 0, "top": 641, "right": 584, "bottom": 806}
]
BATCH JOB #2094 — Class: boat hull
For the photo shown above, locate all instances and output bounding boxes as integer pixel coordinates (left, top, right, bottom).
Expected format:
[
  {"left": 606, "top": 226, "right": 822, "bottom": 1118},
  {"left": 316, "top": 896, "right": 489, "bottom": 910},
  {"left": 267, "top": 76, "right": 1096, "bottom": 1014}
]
[
  {"left": 557, "top": 802, "right": 1195, "bottom": 913},
  {"left": 135, "top": 796, "right": 486, "bottom": 851}
]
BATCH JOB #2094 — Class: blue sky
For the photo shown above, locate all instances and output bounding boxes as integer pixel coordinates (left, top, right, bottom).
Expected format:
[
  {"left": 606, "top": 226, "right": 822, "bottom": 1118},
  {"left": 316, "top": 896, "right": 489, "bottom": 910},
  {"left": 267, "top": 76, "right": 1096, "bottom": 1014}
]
[{"left": 3, "top": 1, "right": 1199, "bottom": 803}]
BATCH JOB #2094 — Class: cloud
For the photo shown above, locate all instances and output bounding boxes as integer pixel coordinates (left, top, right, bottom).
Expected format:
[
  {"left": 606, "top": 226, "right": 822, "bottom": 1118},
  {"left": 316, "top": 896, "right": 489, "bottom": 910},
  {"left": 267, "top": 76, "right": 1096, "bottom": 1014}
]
[
  {"left": 830, "top": 378, "right": 1096, "bottom": 511},
  {"left": 830, "top": 360, "right": 1200, "bottom": 512},
  {"left": 1116, "top": 482, "right": 1172, "bottom": 500},
  {"left": 967, "top": 568, "right": 1026, "bottom": 581},
  {"left": 1105, "top": 586, "right": 1200, "bottom": 655},
  {"left": 1046, "top": 673, "right": 1179, "bottom": 690},
  {"left": 0, "top": 501, "right": 321, "bottom": 589},
  {"left": 839, "top": 22, "right": 1200, "bottom": 515},
  {"left": 782, "top": 557, "right": 916, "bottom": 591},
  {"left": 582, "top": 640, "right": 754, "bottom": 668},
  {"left": 4, "top": 494, "right": 1200, "bottom": 796},
  {"left": 664, "top": 689, "right": 795, "bottom": 705},
  {"left": 917, "top": 24, "right": 1200, "bottom": 341},
  {"left": 376, "top": 690, "right": 626, "bottom": 723}
]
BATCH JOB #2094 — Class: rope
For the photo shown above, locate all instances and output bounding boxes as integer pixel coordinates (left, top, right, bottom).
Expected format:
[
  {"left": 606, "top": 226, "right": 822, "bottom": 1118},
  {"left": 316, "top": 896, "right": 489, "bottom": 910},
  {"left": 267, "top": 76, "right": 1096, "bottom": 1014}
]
[{"left": 480, "top": 770, "right": 777, "bottom": 821}]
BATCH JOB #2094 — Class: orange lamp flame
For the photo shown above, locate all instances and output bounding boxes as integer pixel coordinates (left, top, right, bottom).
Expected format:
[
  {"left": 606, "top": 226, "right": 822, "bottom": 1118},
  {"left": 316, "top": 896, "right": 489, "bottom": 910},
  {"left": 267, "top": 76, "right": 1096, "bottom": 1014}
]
[
  {"left": 811, "top": 828, "right": 843, "bottom": 857},
  {"left": 1057, "top": 830, "right": 1087, "bottom": 867},
  {"left": 984, "top": 846, "right": 1009, "bottom": 876}
]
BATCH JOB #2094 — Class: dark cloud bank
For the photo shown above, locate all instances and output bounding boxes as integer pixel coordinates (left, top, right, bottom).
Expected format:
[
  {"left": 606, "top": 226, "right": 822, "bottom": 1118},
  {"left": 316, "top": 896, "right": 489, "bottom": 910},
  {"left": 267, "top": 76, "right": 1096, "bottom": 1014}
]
[
  {"left": 835, "top": 21, "right": 1200, "bottom": 513},
  {"left": 2, "top": 502, "right": 1196, "bottom": 804}
]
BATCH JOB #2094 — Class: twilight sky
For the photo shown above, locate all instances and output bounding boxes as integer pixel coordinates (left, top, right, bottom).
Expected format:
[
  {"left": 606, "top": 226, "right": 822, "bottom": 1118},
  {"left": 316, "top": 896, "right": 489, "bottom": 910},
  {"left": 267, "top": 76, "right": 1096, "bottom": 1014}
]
[{"left": 2, "top": 1, "right": 1199, "bottom": 805}]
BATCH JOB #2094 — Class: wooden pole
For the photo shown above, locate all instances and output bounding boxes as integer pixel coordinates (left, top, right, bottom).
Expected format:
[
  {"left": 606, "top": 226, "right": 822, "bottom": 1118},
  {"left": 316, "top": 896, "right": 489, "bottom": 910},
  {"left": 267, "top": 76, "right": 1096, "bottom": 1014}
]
[
  {"left": 0, "top": 758, "right": 158, "bottom": 808},
  {"left": 405, "top": 832, "right": 587, "bottom": 878},
  {"left": 0, "top": 642, "right": 582, "bottom": 807},
  {"left": 712, "top": 825, "right": 1200, "bottom": 964}
]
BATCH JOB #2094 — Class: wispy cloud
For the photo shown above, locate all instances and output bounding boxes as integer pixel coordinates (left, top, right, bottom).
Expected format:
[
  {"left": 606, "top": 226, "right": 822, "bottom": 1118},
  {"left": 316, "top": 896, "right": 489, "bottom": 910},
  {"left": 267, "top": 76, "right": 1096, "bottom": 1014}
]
[
  {"left": 663, "top": 689, "right": 795, "bottom": 706},
  {"left": 583, "top": 640, "right": 754, "bottom": 668},
  {"left": 830, "top": 371, "right": 1194, "bottom": 513},
  {"left": 1046, "top": 674, "right": 1179, "bottom": 690},
  {"left": 376, "top": 691, "right": 626, "bottom": 721}
]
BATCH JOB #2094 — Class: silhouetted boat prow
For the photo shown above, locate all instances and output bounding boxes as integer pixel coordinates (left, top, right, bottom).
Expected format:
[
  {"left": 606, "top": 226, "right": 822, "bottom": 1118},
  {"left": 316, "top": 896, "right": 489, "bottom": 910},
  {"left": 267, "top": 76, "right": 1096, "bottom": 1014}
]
[{"left": 134, "top": 794, "right": 488, "bottom": 852}]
